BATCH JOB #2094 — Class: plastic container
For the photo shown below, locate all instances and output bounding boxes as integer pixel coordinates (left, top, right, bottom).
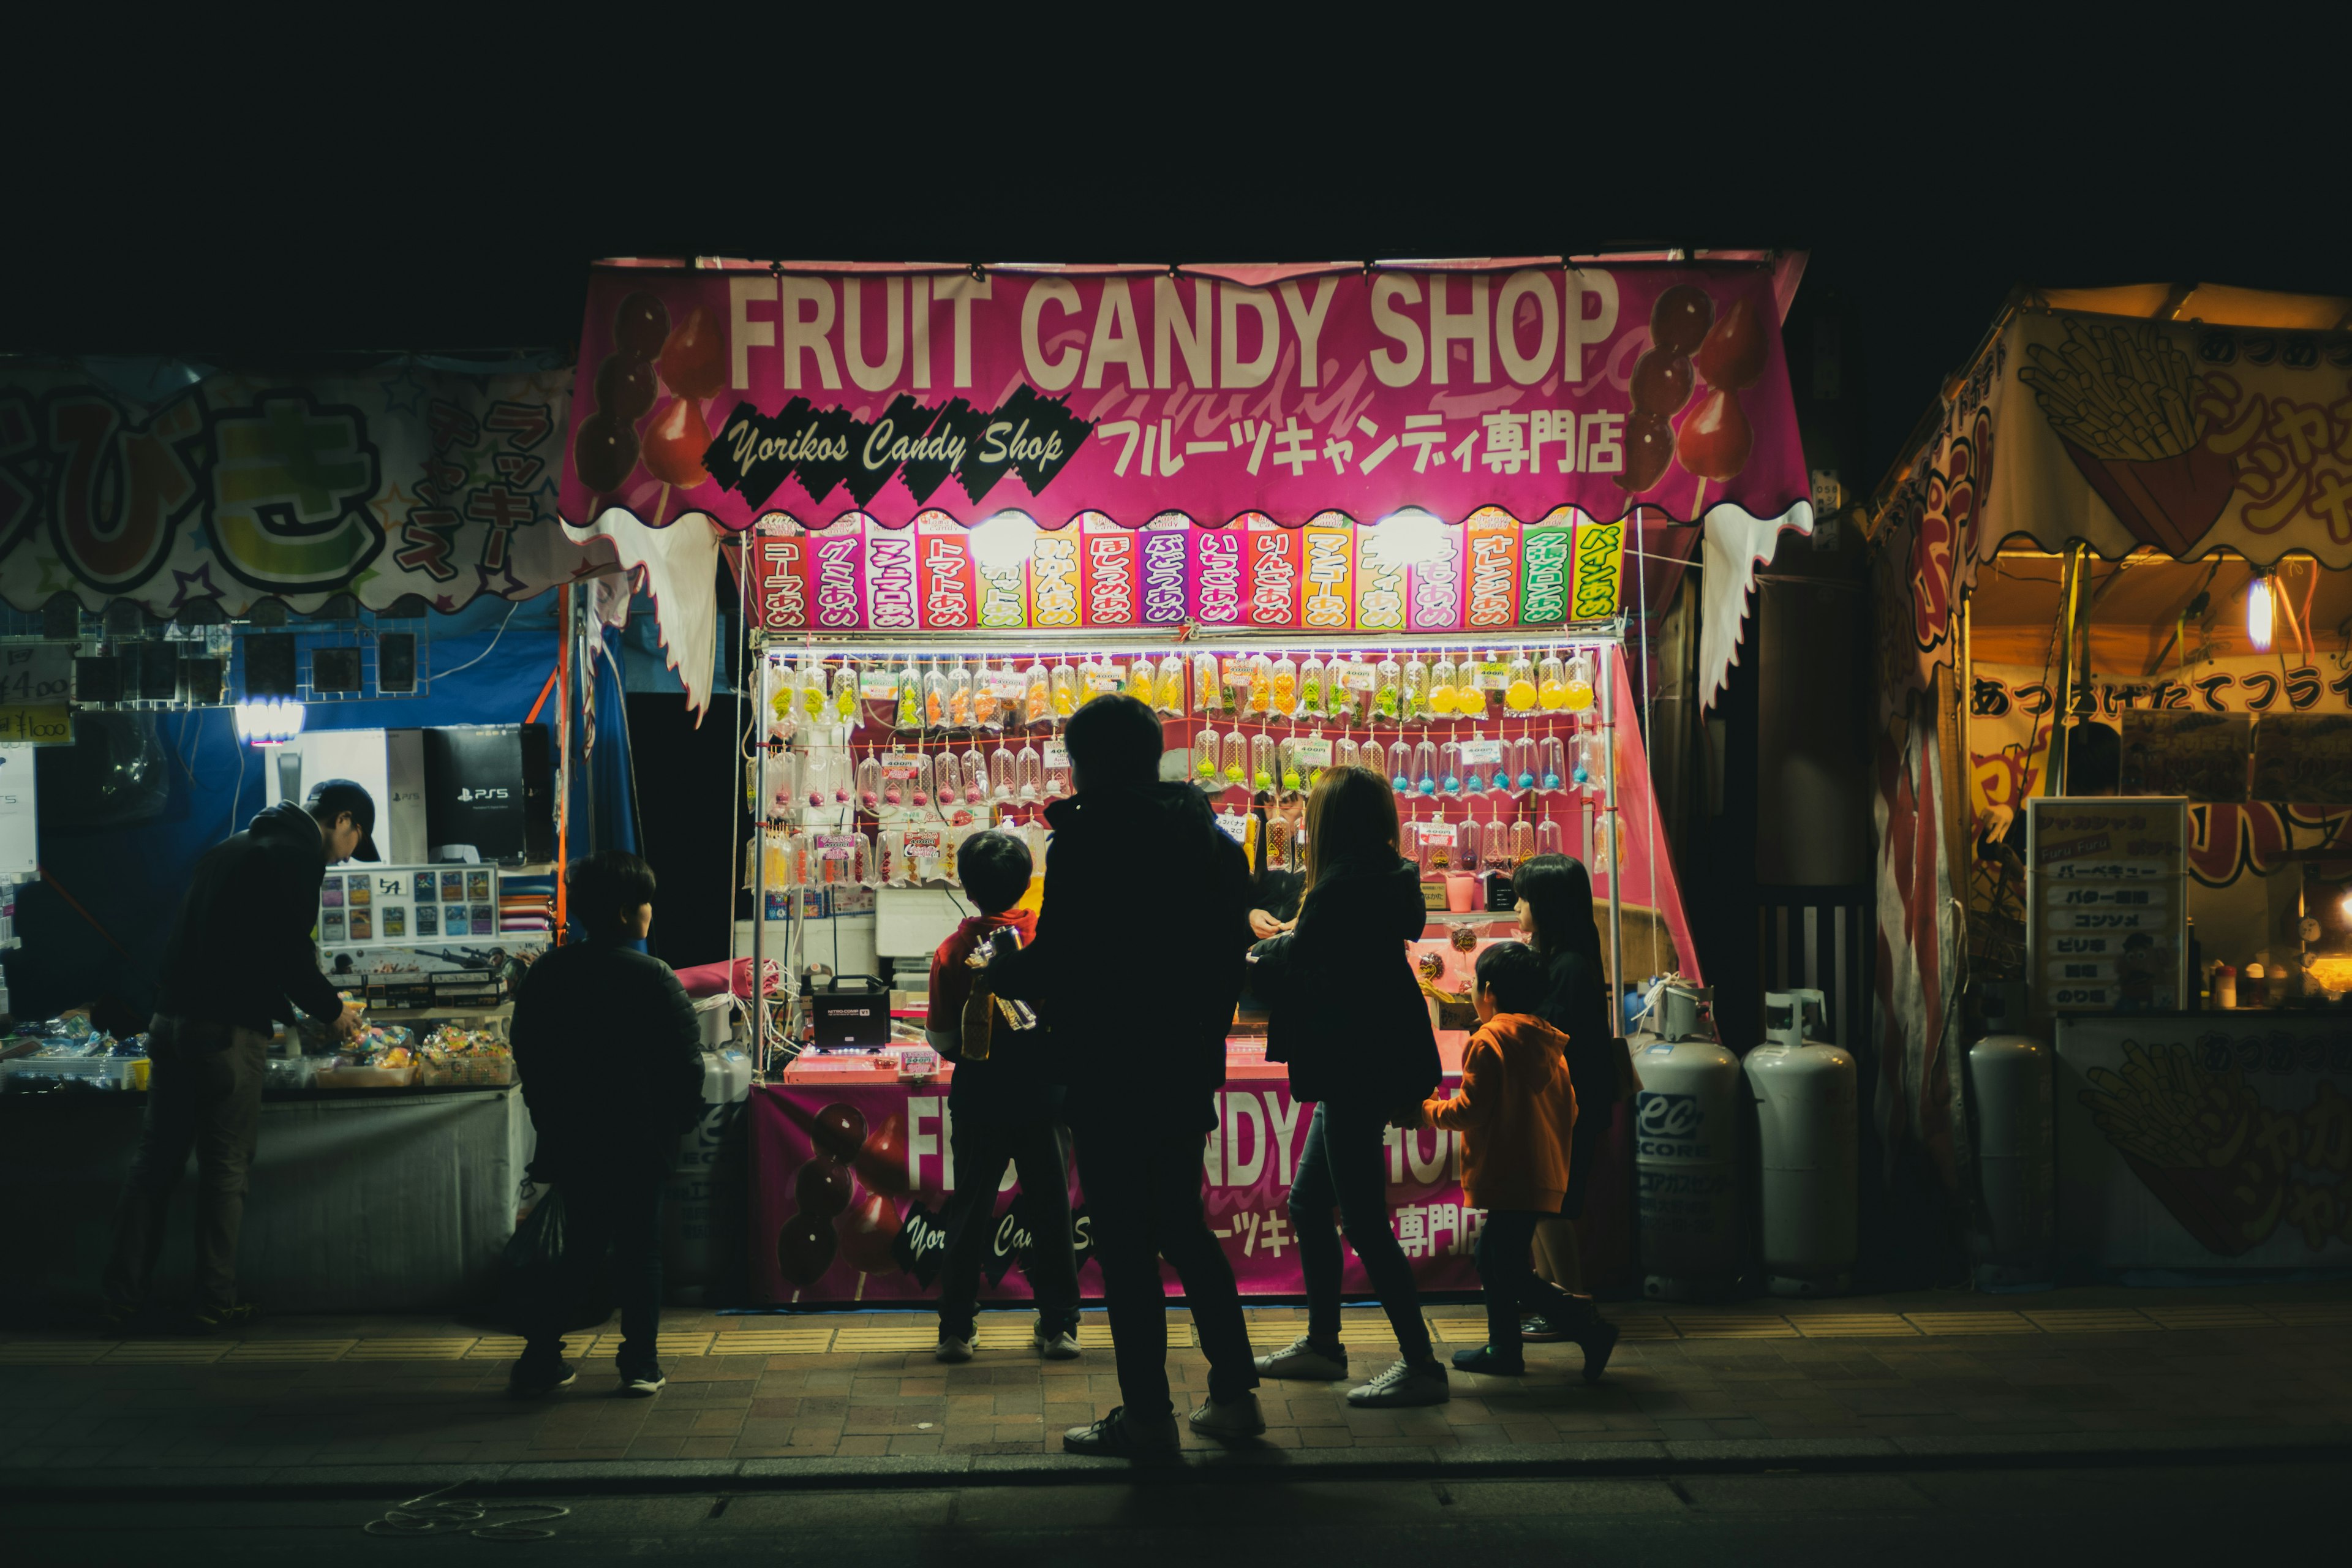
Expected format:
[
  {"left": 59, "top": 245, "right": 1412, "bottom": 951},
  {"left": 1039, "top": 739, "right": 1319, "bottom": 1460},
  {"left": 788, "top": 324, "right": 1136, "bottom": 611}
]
[{"left": 313, "top": 1060, "right": 417, "bottom": 1090}]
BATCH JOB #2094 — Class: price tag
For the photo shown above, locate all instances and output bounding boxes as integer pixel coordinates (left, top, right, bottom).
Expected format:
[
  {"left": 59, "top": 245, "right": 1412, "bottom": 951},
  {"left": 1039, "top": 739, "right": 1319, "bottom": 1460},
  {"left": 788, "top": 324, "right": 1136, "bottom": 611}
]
[
  {"left": 1417, "top": 821, "right": 1458, "bottom": 846},
  {"left": 1458, "top": 739, "right": 1503, "bottom": 765},
  {"left": 1217, "top": 812, "right": 1249, "bottom": 843},
  {"left": 902, "top": 831, "right": 941, "bottom": 853},
  {"left": 0, "top": 646, "right": 72, "bottom": 704},
  {"left": 881, "top": 752, "right": 919, "bottom": 781},
  {"left": 1222, "top": 657, "right": 1253, "bottom": 691},
  {"left": 816, "top": 833, "right": 859, "bottom": 861},
  {"left": 1044, "top": 740, "right": 1069, "bottom": 769},
  {"left": 1343, "top": 665, "right": 1378, "bottom": 692},
  {"left": 1291, "top": 737, "right": 1333, "bottom": 767},
  {"left": 984, "top": 673, "right": 1025, "bottom": 698},
  {"left": 859, "top": 672, "right": 898, "bottom": 697},
  {"left": 1477, "top": 663, "right": 1509, "bottom": 690},
  {"left": 0, "top": 705, "right": 72, "bottom": 745},
  {"left": 1087, "top": 675, "right": 1120, "bottom": 695}
]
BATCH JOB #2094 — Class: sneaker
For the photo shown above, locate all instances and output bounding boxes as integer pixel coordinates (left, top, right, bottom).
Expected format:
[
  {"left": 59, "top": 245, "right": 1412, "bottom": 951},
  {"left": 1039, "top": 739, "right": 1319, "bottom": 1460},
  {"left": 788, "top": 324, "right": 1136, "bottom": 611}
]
[
  {"left": 1346, "top": 1359, "right": 1450, "bottom": 1408},
  {"left": 1520, "top": 1313, "right": 1567, "bottom": 1342},
  {"left": 1063, "top": 1404, "right": 1181, "bottom": 1458},
  {"left": 936, "top": 1333, "right": 974, "bottom": 1364},
  {"left": 1450, "top": 1345, "right": 1525, "bottom": 1376},
  {"left": 1188, "top": 1392, "right": 1267, "bottom": 1439},
  {"left": 187, "top": 1302, "right": 260, "bottom": 1334},
  {"left": 1577, "top": 1317, "right": 1621, "bottom": 1383},
  {"left": 1253, "top": 1335, "right": 1349, "bottom": 1381},
  {"left": 1033, "top": 1322, "right": 1080, "bottom": 1360},
  {"left": 508, "top": 1358, "right": 578, "bottom": 1398},
  {"left": 617, "top": 1360, "right": 666, "bottom": 1396}
]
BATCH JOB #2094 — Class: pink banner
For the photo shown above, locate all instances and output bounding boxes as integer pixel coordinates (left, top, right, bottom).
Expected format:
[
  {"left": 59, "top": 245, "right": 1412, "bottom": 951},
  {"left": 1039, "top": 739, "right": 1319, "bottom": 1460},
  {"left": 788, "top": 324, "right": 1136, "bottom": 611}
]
[
  {"left": 560, "top": 262, "right": 1806, "bottom": 535},
  {"left": 747, "top": 1077, "right": 1483, "bottom": 1305}
]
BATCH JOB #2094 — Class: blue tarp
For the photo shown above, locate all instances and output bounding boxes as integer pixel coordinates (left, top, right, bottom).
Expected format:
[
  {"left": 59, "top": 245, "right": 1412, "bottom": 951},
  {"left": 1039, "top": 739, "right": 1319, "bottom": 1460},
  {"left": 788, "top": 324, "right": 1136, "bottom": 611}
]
[{"left": 7, "top": 594, "right": 568, "bottom": 1023}]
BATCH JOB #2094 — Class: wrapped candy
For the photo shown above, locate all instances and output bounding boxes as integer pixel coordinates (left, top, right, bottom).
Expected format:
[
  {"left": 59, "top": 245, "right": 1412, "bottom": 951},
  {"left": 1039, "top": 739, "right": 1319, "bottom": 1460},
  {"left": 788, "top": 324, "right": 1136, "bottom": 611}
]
[
  {"left": 1023, "top": 658, "right": 1050, "bottom": 728},
  {"left": 1296, "top": 653, "right": 1325, "bottom": 720},
  {"left": 799, "top": 661, "right": 831, "bottom": 720},
  {"left": 1562, "top": 649, "right": 1596, "bottom": 712},
  {"left": 1459, "top": 817, "right": 1483, "bottom": 875},
  {"left": 1456, "top": 657, "right": 1490, "bottom": 721},
  {"left": 1388, "top": 739, "right": 1412, "bottom": 794},
  {"left": 1049, "top": 655, "right": 1079, "bottom": 720},
  {"left": 1412, "top": 739, "right": 1438, "bottom": 797},
  {"left": 832, "top": 659, "right": 861, "bottom": 723},
  {"left": 1333, "top": 736, "right": 1360, "bottom": 774},
  {"left": 1017, "top": 742, "right": 1043, "bottom": 801},
  {"left": 1508, "top": 820, "right": 1537, "bottom": 870},
  {"left": 1504, "top": 650, "right": 1538, "bottom": 714},
  {"left": 1438, "top": 740, "right": 1463, "bottom": 797},
  {"left": 1540, "top": 734, "right": 1568, "bottom": 794},
  {"left": 1125, "top": 655, "right": 1155, "bottom": 704},
  {"left": 1427, "top": 654, "right": 1459, "bottom": 720},
  {"left": 1250, "top": 734, "right": 1276, "bottom": 794},
  {"left": 1222, "top": 730, "right": 1250, "bottom": 793},
  {"left": 1192, "top": 728, "right": 1223, "bottom": 786},
  {"left": 946, "top": 657, "right": 974, "bottom": 729},
  {"left": 989, "top": 743, "right": 1017, "bottom": 802},
  {"left": 856, "top": 756, "right": 882, "bottom": 813},
  {"left": 1537, "top": 818, "right": 1564, "bottom": 860},
  {"left": 1155, "top": 652, "right": 1188, "bottom": 715},
  {"left": 1193, "top": 650, "right": 1225, "bottom": 715},
  {"left": 1401, "top": 653, "right": 1430, "bottom": 724},
  {"left": 1373, "top": 655, "right": 1402, "bottom": 722},
  {"left": 1270, "top": 653, "right": 1297, "bottom": 719},
  {"left": 1245, "top": 653, "right": 1273, "bottom": 717},
  {"left": 895, "top": 659, "right": 924, "bottom": 734},
  {"left": 933, "top": 751, "right": 963, "bottom": 807},
  {"left": 1537, "top": 652, "right": 1570, "bottom": 711},
  {"left": 972, "top": 657, "right": 1004, "bottom": 733}
]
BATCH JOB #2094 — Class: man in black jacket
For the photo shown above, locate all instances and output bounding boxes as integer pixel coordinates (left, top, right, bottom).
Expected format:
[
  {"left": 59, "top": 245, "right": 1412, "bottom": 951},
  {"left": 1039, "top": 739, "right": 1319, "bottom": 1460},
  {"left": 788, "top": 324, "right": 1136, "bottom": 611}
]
[
  {"left": 989, "top": 695, "right": 1261, "bottom": 1457},
  {"left": 100, "top": 781, "right": 374, "bottom": 1332},
  {"left": 507, "top": 850, "right": 706, "bottom": 1398}
]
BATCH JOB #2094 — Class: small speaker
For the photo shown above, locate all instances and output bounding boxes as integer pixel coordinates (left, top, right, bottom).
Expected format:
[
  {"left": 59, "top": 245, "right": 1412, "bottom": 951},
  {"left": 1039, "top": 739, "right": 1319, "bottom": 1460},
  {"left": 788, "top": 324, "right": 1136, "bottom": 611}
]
[
  {"left": 244, "top": 633, "right": 298, "bottom": 699},
  {"left": 181, "top": 657, "right": 225, "bottom": 706},
  {"left": 377, "top": 632, "right": 418, "bottom": 694},
  {"left": 312, "top": 646, "right": 363, "bottom": 693}
]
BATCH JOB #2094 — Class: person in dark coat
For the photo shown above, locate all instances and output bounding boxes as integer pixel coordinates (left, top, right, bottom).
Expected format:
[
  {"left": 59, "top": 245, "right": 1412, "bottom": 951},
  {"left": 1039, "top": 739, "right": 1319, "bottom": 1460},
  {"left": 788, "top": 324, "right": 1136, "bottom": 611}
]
[
  {"left": 507, "top": 850, "right": 706, "bottom": 1399},
  {"left": 1248, "top": 765, "right": 1449, "bottom": 1407},
  {"left": 1509, "top": 853, "right": 1622, "bottom": 1379},
  {"left": 100, "top": 782, "right": 374, "bottom": 1333},
  {"left": 987, "top": 695, "right": 1261, "bottom": 1458}
]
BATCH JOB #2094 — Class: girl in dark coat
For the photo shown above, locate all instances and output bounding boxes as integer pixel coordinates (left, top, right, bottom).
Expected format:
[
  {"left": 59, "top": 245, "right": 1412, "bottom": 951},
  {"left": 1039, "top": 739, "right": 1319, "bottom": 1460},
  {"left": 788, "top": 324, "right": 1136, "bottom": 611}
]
[
  {"left": 1248, "top": 767, "right": 1449, "bottom": 1408},
  {"left": 1509, "top": 853, "right": 1623, "bottom": 1379}
]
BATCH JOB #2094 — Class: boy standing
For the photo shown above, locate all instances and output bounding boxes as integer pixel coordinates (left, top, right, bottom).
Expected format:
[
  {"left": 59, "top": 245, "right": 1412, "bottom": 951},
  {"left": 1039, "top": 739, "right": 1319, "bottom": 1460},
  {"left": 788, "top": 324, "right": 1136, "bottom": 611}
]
[
  {"left": 1423, "top": 941, "right": 1583, "bottom": 1376},
  {"left": 927, "top": 831, "right": 1081, "bottom": 1363}
]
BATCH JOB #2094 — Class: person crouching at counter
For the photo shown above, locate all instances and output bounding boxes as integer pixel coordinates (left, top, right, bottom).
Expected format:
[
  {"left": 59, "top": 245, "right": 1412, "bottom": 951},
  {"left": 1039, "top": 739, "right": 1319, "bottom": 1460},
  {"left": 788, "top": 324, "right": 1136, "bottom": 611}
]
[
  {"left": 987, "top": 694, "right": 1261, "bottom": 1458},
  {"left": 926, "top": 830, "right": 1082, "bottom": 1364},
  {"left": 1248, "top": 765, "right": 1448, "bottom": 1407},
  {"left": 507, "top": 851, "right": 706, "bottom": 1399},
  {"left": 1423, "top": 941, "right": 1588, "bottom": 1377}
]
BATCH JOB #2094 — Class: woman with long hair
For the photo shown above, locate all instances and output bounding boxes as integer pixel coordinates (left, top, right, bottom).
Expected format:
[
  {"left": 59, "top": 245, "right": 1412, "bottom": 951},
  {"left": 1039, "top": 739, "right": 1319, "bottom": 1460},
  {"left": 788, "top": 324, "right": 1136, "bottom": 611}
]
[
  {"left": 1247, "top": 766, "right": 1449, "bottom": 1407},
  {"left": 1507, "top": 853, "right": 1623, "bottom": 1379}
]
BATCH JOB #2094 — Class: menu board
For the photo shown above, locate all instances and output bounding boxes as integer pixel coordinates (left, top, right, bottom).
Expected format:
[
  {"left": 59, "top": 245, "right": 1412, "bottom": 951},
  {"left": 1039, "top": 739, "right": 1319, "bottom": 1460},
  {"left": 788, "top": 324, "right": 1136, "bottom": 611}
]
[
  {"left": 2118, "top": 710, "right": 2248, "bottom": 801},
  {"left": 319, "top": 864, "right": 500, "bottom": 949},
  {"left": 2250, "top": 714, "right": 2352, "bottom": 805},
  {"left": 2027, "top": 797, "right": 2187, "bottom": 1014}
]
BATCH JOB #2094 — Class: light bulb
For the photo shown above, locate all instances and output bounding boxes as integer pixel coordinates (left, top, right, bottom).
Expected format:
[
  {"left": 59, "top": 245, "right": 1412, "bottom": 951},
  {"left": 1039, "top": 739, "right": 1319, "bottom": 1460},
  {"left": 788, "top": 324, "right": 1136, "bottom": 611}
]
[{"left": 2247, "top": 571, "right": 2274, "bottom": 652}]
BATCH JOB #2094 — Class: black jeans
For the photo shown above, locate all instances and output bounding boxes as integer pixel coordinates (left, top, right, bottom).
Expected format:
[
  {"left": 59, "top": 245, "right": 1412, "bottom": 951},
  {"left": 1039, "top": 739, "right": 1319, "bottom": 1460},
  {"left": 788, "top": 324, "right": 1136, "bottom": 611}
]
[
  {"left": 1474, "top": 1208, "right": 1575, "bottom": 1355},
  {"left": 524, "top": 1173, "right": 666, "bottom": 1370},
  {"left": 102, "top": 1018, "right": 267, "bottom": 1313},
  {"left": 1288, "top": 1100, "right": 1434, "bottom": 1364},
  {"left": 937, "top": 1114, "right": 1080, "bottom": 1339},
  {"left": 1072, "top": 1117, "right": 1258, "bottom": 1420}
]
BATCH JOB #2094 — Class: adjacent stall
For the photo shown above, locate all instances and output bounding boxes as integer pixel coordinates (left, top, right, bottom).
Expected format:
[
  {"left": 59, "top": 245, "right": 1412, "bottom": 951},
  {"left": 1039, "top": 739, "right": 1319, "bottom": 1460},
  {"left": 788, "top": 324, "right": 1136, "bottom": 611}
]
[
  {"left": 1869, "top": 282, "right": 2352, "bottom": 1279},
  {"left": 555, "top": 256, "right": 1819, "bottom": 1304}
]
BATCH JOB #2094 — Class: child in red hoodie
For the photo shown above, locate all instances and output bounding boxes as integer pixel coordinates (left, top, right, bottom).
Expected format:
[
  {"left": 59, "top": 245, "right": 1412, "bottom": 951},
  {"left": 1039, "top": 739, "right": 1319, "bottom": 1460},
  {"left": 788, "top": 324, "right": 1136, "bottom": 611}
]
[
  {"left": 925, "top": 831, "right": 1079, "bottom": 1365},
  {"left": 1423, "top": 941, "right": 1586, "bottom": 1375}
]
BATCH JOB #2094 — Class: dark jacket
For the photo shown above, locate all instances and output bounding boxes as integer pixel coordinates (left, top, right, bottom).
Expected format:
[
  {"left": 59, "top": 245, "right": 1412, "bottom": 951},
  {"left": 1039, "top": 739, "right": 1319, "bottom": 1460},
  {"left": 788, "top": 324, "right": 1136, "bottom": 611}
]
[
  {"left": 926, "top": 908, "right": 1059, "bottom": 1121},
  {"left": 1537, "top": 945, "right": 1619, "bottom": 1146},
  {"left": 511, "top": 937, "right": 707, "bottom": 1182},
  {"left": 989, "top": 780, "right": 1253, "bottom": 1133},
  {"left": 1250, "top": 851, "right": 1441, "bottom": 1109},
  {"left": 156, "top": 802, "right": 344, "bottom": 1033}
]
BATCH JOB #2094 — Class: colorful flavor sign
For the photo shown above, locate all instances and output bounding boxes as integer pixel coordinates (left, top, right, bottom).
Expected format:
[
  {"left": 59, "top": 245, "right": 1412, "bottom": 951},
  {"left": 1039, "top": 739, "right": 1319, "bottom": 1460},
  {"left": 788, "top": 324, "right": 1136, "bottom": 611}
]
[{"left": 559, "top": 262, "right": 1807, "bottom": 535}]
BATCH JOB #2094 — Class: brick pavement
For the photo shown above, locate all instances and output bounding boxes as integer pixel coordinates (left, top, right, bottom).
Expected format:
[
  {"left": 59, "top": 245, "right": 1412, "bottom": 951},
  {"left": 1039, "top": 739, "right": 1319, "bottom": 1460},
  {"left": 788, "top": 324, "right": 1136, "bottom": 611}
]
[{"left": 2, "top": 1288, "right": 2348, "bottom": 1477}]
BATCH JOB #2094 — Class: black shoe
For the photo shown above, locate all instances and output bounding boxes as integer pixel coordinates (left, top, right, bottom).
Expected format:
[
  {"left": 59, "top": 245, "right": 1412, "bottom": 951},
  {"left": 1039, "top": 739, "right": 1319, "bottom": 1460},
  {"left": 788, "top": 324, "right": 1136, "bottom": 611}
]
[
  {"left": 618, "top": 1360, "right": 666, "bottom": 1396},
  {"left": 509, "top": 1359, "right": 578, "bottom": 1398},
  {"left": 1450, "top": 1345, "right": 1526, "bottom": 1376},
  {"left": 1577, "top": 1317, "right": 1621, "bottom": 1383},
  {"left": 187, "top": 1302, "right": 260, "bottom": 1334},
  {"left": 1520, "top": 1313, "right": 1567, "bottom": 1342}
]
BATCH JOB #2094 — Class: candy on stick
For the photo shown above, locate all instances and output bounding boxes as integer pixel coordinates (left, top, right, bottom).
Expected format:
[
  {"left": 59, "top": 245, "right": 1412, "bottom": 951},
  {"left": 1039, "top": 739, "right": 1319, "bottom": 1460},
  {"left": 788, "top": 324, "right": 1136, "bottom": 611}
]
[
  {"left": 1402, "top": 652, "right": 1430, "bottom": 723},
  {"left": 1389, "top": 738, "right": 1412, "bottom": 794},
  {"left": 1505, "top": 650, "right": 1538, "bottom": 713},
  {"left": 1428, "top": 653, "right": 1459, "bottom": 718},
  {"left": 1155, "top": 652, "right": 1187, "bottom": 715},
  {"left": 1412, "top": 738, "right": 1438, "bottom": 797},
  {"left": 1297, "top": 653, "right": 1324, "bottom": 719}
]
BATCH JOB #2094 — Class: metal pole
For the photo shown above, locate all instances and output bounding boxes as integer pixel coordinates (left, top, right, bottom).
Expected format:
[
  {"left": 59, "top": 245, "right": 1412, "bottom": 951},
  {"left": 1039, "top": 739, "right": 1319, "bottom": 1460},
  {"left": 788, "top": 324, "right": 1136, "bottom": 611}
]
[
  {"left": 1602, "top": 640, "right": 1624, "bottom": 1008},
  {"left": 746, "top": 573, "right": 767, "bottom": 1076},
  {"left": 2052, "top": 545, "right": 2083, "bottom": 795}
]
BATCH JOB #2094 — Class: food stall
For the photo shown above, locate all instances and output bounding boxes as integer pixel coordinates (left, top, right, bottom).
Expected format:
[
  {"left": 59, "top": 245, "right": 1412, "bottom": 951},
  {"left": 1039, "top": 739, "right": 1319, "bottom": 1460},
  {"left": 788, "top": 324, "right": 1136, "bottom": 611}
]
[
  {"left": 0, "top": 350, "right": 607, "bottom": 1313},
  {"left": 554, "top": 256, "right": 1819, "bottom": 1303},
  {"left": 1869, "top": 283, "right": 2352, "bottom": 1278}
]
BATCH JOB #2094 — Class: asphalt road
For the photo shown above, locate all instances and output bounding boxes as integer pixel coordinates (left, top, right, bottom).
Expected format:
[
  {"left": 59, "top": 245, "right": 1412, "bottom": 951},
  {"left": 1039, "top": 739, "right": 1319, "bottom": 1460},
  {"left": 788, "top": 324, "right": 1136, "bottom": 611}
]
[{"left": 6, "top": 1459, "right": 2340, "bottom": 1566}]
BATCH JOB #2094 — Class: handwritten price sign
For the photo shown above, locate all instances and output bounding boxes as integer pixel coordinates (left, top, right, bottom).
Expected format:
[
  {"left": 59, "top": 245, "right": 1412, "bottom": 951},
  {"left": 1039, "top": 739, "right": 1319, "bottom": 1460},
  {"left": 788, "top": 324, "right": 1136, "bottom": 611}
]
[
  {"left": 0, "top": 704, "right": 72, "bottom": 745},
  {"left": 0, "top": 646, "right": 72, "bottom": 704}
]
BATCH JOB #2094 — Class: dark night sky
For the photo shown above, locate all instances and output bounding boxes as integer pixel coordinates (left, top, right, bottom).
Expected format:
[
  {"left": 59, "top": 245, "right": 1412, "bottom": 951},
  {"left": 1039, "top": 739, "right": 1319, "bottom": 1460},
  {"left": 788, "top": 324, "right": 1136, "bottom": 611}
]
[{"left": 7, "top": 27, "right": 2340, "bottom": 496}]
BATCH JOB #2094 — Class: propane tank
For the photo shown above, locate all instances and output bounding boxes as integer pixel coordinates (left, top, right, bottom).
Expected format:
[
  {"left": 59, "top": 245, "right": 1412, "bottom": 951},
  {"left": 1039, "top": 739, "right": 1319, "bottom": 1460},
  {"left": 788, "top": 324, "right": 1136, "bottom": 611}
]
[
  {"left": 1747, "top": 989, "right": 1857, "bottom": 1297},
  {"left": 1967, "top": 1026, "right": 2053, "bottom": 1290},
  {"left": 1632, "top": 976, "right": 1744, "bottom": 1300}
]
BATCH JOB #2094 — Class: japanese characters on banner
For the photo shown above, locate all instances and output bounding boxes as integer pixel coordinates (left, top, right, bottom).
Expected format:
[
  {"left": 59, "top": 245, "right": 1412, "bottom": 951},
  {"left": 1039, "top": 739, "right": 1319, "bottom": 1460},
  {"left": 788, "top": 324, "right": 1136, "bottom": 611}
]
[
  {"left": 2056, "top": 1015, "right": 2352, "bottom": 1268},
  {"left": 1879, "top": 307, "right": 2352, "bottom": 702},
  {"left": 559, "top": 261, "right": 1809, "bottom": 543},
  {"left": 0, "top": 358, "right": 579, "bottom": 615},
  {"left": 747, "top": 1080, "right": 1481, "bottom": 1303},
  {"left": 2027, "top": 798, "right": 2188, "bottom": 1014},
  {"left": 745, "top": 507, "right": 1626, "bottom": 633}
]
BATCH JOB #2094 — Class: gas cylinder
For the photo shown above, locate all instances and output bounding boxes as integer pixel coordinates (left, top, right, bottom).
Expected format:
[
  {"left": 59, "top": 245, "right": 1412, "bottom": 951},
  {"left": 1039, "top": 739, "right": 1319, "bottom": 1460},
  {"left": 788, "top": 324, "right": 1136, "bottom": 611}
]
[
  {"left": 1632, "top": 978, "right": 1744, "bottom": 1300},
  {"left": 1746, "top": 989, "right": 1857, "bottom": 1297},
  {"left": 1967, "top": 1030, "right": 2053, "bottom": 1290}
]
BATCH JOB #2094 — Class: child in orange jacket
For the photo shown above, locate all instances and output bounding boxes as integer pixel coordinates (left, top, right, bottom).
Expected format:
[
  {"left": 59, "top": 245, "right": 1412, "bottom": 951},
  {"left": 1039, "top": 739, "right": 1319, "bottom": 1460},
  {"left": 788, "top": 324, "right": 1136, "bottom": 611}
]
[{"left": 1423, "top": 941, "right": 1588, "bottom": 1374}]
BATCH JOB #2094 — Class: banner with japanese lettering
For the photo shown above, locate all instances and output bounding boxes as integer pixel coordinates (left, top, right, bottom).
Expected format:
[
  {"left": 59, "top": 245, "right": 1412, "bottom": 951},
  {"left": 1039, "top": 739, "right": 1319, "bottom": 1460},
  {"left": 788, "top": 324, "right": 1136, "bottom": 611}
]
[
  {"left": 747, "top": 1079, "right": 1485, "bottom": 1304},
  {"left": 0, "top": 357, "right": 582, "bottom": 616},
  {"left": 1879, "top": 308, "right": 2352, "bottom": 700},
  {"left": 559, "top": 258, "right": 1811, "bottom": 552},
  {"left": 2056, "top": 1015, "right": 2352, "bottom": 1268}
]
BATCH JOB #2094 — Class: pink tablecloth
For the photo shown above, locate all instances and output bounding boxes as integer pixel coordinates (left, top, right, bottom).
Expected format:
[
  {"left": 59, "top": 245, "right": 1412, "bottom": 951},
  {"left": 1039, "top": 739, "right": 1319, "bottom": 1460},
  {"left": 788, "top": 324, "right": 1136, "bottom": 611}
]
[{"left": 747, "top": 1044, "right": 1636, "bottom": 1305}]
